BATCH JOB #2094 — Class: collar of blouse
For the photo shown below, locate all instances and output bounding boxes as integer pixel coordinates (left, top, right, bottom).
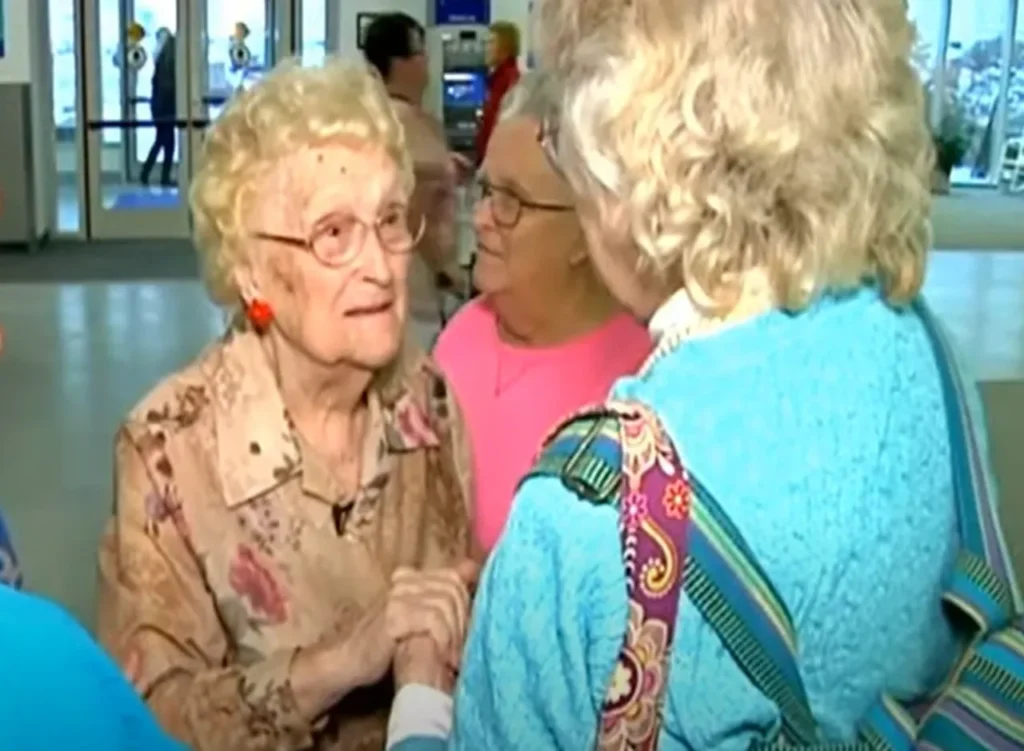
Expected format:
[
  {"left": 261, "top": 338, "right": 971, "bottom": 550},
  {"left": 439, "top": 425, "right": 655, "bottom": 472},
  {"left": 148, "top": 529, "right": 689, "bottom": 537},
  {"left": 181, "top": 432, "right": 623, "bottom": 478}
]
[
  {"left": 642, "top": 270, "right": 776, "bottom": 374},
  {"left": 201, "top": 322, "right": 444, "bottom": 508}
]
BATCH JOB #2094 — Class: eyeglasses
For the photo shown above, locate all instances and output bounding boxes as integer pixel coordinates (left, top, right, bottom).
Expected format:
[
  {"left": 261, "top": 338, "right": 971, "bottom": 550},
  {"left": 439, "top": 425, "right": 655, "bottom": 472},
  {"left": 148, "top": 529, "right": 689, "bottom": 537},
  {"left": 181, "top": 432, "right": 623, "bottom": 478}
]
[
  {"left": 473, "top": 175, "right": 574, "bottom": 229},
  {"left": 253, "top": 205, "right": 425, "bottom": 268}
]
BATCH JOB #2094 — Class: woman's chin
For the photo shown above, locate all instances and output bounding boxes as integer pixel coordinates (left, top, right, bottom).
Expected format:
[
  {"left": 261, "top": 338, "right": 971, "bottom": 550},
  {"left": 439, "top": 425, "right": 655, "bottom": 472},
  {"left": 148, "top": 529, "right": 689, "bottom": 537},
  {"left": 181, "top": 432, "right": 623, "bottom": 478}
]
[
  {"left": 472, "top": 255, "right": 505, "bottom": 297},
  {"left": 348, "top": 322, "right": 404, "bottom": 369}
]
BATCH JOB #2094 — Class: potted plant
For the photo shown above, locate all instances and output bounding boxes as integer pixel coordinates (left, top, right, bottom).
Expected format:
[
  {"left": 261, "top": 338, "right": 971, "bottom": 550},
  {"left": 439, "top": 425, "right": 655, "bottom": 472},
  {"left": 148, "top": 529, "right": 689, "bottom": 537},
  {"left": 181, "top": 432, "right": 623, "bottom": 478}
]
[{"left": 930, "top": 100, "right": 971, "bottom": 194}]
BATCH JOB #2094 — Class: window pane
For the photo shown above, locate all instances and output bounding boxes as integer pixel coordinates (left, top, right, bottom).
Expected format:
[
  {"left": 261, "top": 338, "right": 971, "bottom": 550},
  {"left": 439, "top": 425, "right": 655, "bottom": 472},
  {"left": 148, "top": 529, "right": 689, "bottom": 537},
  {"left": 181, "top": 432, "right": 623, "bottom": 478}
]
[
  {"left": 908, "top": 0, "right": 944, "bottom": 81},
  {"left": 49, "top": 0, "right": 81, "bottom": 232},
  {"left": 1000, "top": 6, "right": 1023, "bottom": 192},
  {"left": 302, "top": 0, "right": 327, "bottom": 67},
  {"left": 945, "top": 0, "right": 1010, "bottom": 185}
]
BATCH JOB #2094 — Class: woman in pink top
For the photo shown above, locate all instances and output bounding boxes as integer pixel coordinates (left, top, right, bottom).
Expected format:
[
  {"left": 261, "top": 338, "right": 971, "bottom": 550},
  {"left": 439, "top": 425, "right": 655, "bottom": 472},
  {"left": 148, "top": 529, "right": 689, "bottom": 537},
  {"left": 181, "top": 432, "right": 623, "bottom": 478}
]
[{"left": 434, "top": 72, "right": 651, "bottom": 553}]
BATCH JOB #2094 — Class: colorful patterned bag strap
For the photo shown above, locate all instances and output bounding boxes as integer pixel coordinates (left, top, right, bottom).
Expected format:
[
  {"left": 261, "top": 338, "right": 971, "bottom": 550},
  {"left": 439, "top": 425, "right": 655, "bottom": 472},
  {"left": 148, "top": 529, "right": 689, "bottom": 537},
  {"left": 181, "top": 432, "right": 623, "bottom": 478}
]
[
  {"left": 527, "top": 400, "right": 694, "bottom": 750},
  {"left": 528, "top": 399, "right": 821, "bottom": 747},
  {"left": 851, "top": 299, "right": 1024, "bottom": 751},
  {"left": 913, "top": 299, "right": 1022, "bottom": 624}
]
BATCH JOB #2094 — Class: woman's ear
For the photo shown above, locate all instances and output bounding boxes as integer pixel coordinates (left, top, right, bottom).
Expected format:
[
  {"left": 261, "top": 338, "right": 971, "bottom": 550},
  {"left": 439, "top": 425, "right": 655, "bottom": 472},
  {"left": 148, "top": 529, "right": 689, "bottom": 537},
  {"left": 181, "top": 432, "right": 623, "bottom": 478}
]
[{"left": 233, "top": 260, "right": 258, "bottom": 305}]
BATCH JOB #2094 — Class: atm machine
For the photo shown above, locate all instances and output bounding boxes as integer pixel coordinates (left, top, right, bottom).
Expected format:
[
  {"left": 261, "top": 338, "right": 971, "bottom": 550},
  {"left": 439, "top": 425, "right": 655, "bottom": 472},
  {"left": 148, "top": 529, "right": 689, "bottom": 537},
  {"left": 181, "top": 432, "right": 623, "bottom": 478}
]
[
  {"left": 425, "top": 20, "right": 489, "bottom": 282},
  {"left": 426, "top": 25, "right": 489, "bottom": 160}
]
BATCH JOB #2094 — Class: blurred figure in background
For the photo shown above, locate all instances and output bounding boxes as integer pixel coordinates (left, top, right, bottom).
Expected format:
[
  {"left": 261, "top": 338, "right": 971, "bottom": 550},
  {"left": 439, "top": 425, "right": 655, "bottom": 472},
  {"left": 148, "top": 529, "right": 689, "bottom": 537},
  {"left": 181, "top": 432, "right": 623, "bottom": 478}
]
[
  {"left": 476, "top": 22, "right": 521, "bottom": 164},
  {"left": 434, "top": 71, "right": 650, "bottom": 554},
  {"left": 140, "top": 27, "right": 176, "bottom": 188},
  {"left": 364, "top": 13, "right": 472, "bottom": 349}
]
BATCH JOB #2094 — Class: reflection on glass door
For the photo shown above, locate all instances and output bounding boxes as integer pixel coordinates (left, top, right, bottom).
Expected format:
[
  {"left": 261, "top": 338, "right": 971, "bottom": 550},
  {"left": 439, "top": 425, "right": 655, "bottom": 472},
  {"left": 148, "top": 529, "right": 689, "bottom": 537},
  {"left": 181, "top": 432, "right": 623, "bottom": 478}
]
[
  {"left": 83, "top": 0, "right": 194, "bottom": 238},
  {"left": 199, "top": 0, "right": 272, "bottom": 121}
]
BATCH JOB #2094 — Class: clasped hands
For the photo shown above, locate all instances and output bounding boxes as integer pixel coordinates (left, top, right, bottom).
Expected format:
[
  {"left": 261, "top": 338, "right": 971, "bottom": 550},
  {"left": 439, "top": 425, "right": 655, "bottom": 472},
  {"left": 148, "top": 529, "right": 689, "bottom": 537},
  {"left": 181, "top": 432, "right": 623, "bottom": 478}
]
[{"left": 348, "top": 559, "right": 481, "bottom": 696}]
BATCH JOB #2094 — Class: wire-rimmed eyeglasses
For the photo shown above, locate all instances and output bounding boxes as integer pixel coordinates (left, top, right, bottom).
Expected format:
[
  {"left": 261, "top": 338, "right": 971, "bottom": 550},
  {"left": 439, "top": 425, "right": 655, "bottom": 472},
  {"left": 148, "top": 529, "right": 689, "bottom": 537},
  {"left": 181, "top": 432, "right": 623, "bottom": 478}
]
[
  {"left": 253, "top": 204, "right": 425, "bottom": 267},
  {"left": 472, "top": 175, "right": 574, "bottom": 229}
]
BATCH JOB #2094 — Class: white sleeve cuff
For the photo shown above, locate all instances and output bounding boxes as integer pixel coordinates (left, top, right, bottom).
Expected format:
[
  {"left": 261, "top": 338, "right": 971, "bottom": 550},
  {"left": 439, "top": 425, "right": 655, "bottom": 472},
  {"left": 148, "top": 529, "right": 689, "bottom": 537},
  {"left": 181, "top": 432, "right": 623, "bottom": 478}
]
[{"left": 386, "top": 684, "right": 454, "bottom": 749}]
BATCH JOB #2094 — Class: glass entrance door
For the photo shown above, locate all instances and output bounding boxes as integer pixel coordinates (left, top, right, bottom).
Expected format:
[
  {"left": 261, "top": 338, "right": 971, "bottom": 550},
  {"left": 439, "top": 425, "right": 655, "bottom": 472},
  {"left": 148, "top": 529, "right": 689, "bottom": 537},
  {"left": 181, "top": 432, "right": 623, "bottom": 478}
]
[
  {"left": 194, "top": 0, "right": 276, "bottom": 123},
  {"left": 81, "top": 0, "right": 325, "bottom": 240},
  {"left": 82, "top": 0, "right": 194, "bottom": 238}
]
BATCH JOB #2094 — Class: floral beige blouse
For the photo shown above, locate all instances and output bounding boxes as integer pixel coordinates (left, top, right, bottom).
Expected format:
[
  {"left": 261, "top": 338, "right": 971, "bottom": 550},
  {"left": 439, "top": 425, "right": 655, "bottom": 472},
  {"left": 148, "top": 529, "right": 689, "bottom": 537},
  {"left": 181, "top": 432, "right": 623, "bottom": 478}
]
[{"left": 96, "top": 324, "right": 473, "bottom": 751}]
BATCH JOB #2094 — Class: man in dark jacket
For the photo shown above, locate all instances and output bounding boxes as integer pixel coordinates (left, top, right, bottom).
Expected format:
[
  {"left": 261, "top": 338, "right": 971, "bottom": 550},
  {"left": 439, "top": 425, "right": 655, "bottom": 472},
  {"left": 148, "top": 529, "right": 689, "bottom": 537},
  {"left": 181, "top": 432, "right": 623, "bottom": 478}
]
[{"left": 140, "top": 28, "right": 177, "bottom": 187}]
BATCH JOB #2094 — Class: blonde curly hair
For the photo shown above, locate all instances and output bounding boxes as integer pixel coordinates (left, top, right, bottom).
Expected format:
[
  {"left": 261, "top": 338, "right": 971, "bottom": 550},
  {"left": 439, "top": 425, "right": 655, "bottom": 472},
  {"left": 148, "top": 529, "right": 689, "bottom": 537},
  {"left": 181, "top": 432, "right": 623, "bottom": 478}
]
[
  {"left": 534, "top": 0, "right": 932, "bottom": 312},
  {"left": 190, "top": 58, "right": 413, "bottom": 305}
]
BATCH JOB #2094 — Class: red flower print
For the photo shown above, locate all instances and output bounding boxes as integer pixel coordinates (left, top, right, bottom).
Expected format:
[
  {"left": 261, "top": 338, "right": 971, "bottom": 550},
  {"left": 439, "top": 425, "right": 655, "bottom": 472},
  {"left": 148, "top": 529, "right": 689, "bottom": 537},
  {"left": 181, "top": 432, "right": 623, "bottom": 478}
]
[
  {"left": 228, "top": 544, "right": 289, "bottom": 624},
  {"left": 394, "top": 398, "right": 440, "bottom": 447},
  {"left": 662, "top": 478, "right": 691, "bottom": 519},
  {"left": 145, "top": 491, "right": 171, "bottom": 524}
]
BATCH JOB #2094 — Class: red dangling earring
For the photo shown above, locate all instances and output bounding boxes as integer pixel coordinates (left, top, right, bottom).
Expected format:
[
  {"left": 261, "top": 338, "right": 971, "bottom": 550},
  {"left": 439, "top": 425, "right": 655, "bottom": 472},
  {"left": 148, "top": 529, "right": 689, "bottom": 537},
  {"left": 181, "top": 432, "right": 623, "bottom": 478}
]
[{"left": 245, "top": 298, "right": 275, "bottom": 332}]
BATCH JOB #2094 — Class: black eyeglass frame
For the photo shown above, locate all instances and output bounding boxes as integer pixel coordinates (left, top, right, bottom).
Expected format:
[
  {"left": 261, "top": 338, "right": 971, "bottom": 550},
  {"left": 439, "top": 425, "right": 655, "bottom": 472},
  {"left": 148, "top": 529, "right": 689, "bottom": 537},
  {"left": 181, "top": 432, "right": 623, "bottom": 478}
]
[{"left": 474, "top": 175, "right": 574, "bottom": 229}]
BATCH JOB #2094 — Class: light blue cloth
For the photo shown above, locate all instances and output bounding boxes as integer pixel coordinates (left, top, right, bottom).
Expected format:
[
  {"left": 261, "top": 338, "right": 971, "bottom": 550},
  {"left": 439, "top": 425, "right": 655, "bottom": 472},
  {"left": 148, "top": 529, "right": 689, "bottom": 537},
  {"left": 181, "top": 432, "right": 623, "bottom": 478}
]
[
  {"left": 0, "top": 584, "right": 186, "bottom": 751},
  {"left": 398, "top": 288, "right": 973, "bottom": 750}
]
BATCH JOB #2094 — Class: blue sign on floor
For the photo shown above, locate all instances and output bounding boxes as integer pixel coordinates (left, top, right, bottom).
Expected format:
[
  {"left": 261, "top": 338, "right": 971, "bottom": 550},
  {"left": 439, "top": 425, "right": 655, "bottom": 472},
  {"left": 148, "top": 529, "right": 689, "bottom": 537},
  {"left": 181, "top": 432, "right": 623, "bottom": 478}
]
[{"left": 435, "top": 0, "right": 489, "bottom": 25}]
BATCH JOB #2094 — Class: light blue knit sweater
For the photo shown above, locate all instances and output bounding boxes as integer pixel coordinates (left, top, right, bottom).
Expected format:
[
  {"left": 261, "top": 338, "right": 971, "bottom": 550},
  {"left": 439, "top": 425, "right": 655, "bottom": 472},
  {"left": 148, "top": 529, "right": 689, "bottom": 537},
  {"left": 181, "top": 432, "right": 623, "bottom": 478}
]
[{"left": 398, "top": 287, "right": 978, "bottom": 750}]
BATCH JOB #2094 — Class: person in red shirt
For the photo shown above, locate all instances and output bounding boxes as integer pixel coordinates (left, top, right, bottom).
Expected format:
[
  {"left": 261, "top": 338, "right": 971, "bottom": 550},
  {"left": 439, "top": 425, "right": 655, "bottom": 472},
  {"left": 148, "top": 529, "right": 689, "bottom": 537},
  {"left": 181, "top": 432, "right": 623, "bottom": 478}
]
[{"left": 476, "top": 22, "right": 521, "bottom": 163}]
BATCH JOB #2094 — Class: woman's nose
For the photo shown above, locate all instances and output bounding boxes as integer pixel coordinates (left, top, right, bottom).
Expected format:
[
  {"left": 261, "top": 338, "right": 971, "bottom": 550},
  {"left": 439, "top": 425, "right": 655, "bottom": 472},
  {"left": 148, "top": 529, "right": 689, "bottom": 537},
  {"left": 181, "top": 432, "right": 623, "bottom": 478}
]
[
  {"left": 472, "top": 198, "right": 494, "bottom": 235},
  {"left": 354, "top": 227, "right": 394, "bottom": 283}
]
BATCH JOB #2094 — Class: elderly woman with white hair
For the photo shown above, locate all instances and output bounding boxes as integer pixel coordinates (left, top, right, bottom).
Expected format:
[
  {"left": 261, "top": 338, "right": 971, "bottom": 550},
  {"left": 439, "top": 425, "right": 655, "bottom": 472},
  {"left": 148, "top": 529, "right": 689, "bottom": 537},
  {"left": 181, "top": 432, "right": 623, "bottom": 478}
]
[
  {"left": 96, "top": 59, "right": 478, "bottom": 751},
  {"left": 385, "top": 0, "right": 1019, "bottom": 749},
  {"left": 434, "top": 70, "right": 650, "bottom": 555}
]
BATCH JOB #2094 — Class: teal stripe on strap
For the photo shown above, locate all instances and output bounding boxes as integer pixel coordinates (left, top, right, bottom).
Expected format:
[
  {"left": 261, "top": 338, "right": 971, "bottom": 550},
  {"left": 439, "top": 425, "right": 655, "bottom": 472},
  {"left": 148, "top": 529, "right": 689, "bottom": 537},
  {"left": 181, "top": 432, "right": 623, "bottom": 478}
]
[
  {"left": 976, "top": 629, "right": 1024, "bottom": 682},
  {"left": 918, "top": 697, "right": 1024, "bottom": 750},
  {"left": 856, "top": 697, "right": 915, "bottom": 751},
  {"left": 685, "top": 476, "right": 818, "bottom": 744},
  {"left": 914, "top": 299, "right": 1021, "bottom": 609}
]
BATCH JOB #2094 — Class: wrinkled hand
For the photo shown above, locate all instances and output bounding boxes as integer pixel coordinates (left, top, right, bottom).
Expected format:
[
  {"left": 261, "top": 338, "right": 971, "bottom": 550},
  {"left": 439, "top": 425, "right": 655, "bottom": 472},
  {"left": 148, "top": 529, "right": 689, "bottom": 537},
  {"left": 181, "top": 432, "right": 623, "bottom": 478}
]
[
  {"left": 394, "top": 634, "right": 456, "bottom": 692},
  {"left": 348, "top": 559, "right": 480, "bottom": 689}
]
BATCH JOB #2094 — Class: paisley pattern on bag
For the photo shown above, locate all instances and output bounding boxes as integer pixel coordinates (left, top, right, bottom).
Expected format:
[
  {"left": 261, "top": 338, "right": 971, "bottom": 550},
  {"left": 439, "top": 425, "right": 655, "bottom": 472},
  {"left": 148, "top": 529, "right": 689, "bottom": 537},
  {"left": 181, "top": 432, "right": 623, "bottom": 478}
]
[{"left": 597, "top": 401, "right": 692, "bottom": 751}]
